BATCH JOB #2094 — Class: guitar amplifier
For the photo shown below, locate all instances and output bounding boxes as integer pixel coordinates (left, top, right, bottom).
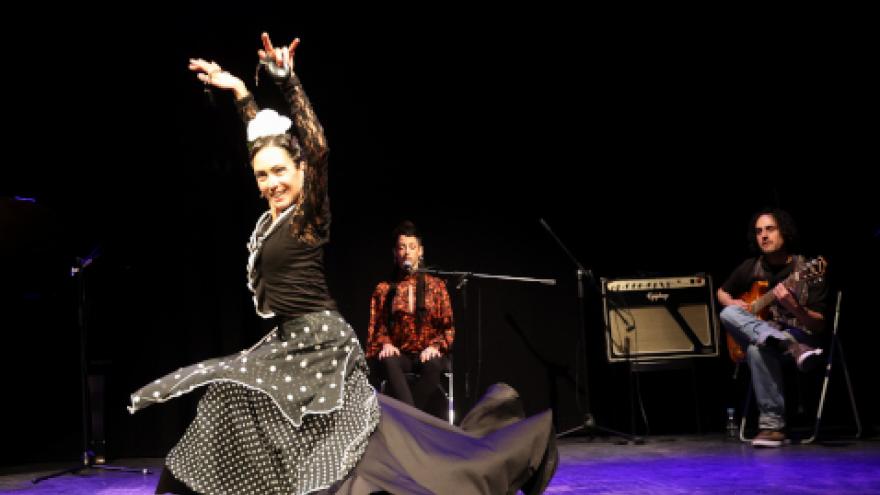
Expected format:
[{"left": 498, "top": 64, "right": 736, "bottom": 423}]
[{"left": 601, "top": 274, "right": 720, "bottom": 362}]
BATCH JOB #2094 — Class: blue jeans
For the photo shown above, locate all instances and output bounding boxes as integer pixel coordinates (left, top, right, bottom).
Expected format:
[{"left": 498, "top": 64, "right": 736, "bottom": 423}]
[{"left": 719, "top": 306, "right": 817, "bottom": 431}]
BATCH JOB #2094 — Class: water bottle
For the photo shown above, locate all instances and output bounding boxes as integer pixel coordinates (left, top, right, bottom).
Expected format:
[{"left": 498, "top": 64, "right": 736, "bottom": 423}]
[{"left": 725, "top": 407, "right": 738, "bottom": 440}]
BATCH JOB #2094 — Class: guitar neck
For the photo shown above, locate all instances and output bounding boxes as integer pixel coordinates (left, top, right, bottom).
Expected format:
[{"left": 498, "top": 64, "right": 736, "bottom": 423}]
[
  {"left": 751, "top": 290, "right": 776, "bottom": 315},
  {"left": 748, "top": 256, "right": 825, "bottom": 316}
]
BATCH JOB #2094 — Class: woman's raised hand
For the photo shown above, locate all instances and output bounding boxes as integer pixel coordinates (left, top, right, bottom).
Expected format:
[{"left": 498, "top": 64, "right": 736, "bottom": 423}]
[
  {"left": 188, "top": 58, "right": 248, "bottom": 98},
  {"left": 257, "top": 32, "right": 300, "bottom": 78}
]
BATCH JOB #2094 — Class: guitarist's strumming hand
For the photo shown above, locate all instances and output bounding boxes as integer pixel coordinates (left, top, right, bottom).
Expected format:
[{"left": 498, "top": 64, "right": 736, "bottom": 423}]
[{"left": 772, "top": 283, "right": 800, "bottom": 313}]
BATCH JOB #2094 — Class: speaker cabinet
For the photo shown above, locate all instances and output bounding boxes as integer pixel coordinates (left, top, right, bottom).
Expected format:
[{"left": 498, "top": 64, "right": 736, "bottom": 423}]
[{"left": 602, "top": 274, "right": 720, "bottom": 362}]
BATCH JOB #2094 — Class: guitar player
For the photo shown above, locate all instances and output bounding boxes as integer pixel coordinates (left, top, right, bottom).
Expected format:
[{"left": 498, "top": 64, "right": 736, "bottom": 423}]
[{"left": 717, "top": 208, "right": 828, "bottom": 447}]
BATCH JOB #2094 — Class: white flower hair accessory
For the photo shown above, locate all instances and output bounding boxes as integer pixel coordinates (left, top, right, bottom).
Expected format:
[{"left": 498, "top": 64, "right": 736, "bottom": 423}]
[{"left": 247, "top": 109, "right": 293, "bottom": 142}]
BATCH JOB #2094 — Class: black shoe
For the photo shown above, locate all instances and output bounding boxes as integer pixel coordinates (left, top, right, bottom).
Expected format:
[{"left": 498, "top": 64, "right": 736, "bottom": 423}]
[{"left": 789, "top": 342, "right": 824, "bottom": 372}]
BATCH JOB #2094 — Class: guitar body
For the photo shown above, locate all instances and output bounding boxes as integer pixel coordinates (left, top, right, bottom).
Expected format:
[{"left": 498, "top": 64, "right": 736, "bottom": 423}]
[{"left": 725, "top": 280, "right": 770, "bottom": 363}]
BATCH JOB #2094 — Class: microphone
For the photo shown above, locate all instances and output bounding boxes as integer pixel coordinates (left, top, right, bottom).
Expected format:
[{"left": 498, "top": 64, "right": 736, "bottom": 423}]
[{"left": 403, "top": 260, "right": 413, "bottom": 273}]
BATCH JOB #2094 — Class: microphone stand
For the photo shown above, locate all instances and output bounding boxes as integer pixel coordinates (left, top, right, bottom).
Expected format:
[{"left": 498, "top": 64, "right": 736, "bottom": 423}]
[
  {"left": 539, "top": 219, "right": 641, "bottom": 444},
  {"left": 417, "top": 267, "right": 556, "bottom": 405},
  {"left": 33, "top": 248, "right": 149, "bottom": 484},
  {"left": 422, "top": 268, "right": 557, "bottom": 287}
]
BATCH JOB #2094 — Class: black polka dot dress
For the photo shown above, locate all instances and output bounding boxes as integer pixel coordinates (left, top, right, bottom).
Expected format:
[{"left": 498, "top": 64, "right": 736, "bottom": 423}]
[{"left": 130, "top": 311, "right": 379, "bottom": 494}]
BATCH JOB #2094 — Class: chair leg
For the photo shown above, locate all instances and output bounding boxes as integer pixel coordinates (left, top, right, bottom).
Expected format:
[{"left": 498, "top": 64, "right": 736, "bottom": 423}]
[
  {"left": 802, "top": 339, "right": 834, "bottom": 444},
  {"left": 445, "top": 371, "right": 454, "bottom": 425},
  {"left": 803, "top": 291, "right": 861, "bottom": 444},
  {"left": 805, "top": 335, "right": 862, "bottom": 443},
  {"left": 434, "top": 372, "right": 455, "bottom": 425}
]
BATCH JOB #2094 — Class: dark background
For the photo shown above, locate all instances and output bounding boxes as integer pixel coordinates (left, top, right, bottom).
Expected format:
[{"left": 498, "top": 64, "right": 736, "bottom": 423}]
[{"left": 1, "top": 6, "right": 875, "bottom": 464}]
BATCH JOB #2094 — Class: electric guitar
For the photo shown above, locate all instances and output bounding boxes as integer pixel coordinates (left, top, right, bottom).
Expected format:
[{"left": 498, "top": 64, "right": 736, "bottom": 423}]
[{"left": 726, "top": 256, "right": 827, "bottom": 363}]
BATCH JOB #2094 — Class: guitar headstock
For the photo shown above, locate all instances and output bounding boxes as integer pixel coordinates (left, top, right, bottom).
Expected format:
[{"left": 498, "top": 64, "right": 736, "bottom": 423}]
[{"left": 797, "top": 256, "right": 827, "bottom": 285}]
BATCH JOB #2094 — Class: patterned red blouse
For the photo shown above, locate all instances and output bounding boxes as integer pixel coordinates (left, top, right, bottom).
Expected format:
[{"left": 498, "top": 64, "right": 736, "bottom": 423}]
[{"left": 366, "top": 273, "right": 455, "bottom": 358}]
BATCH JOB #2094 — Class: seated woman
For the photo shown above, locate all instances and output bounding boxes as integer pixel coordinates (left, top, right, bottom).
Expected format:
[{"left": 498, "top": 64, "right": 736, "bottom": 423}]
[{"left": 128, "top": 32, "right": 557, "bottom": 495}]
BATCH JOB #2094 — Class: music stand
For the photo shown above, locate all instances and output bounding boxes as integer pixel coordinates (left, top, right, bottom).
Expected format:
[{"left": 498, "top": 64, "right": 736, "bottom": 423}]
[
  {"left": 539, "top": 219, "right": 642, "bottom": 443},
  {"left": 33, "top": 249, "right": 148, "bottom": 484}
]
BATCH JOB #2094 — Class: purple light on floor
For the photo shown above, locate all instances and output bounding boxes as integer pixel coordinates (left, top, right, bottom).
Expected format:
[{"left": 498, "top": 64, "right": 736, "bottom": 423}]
[
  {"left": 545, "top": 437, "right": 880, "bottom": 494},
  {"left": 2, "top": 441, "right": 879, "bottom": 494},
  {"left": 13, "top": 196, "right": 37, "bottom": 203}
]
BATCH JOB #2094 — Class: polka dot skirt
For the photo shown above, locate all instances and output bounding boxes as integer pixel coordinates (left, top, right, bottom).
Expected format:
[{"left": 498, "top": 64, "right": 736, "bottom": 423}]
[{"left": 129, "top": 311, "right": 380, "bottom": 494}]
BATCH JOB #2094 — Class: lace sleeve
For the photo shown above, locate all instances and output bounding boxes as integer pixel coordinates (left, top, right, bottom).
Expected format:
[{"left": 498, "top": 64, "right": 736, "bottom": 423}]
[
  {"left": 276, "top": 72, "right": 328, "bottom": 167},
  {"left": 234, "top": 94, "right": 259, "bottom": 124},
  {"left": 276, "top": 72, "right": 330, "bottom": 237}
]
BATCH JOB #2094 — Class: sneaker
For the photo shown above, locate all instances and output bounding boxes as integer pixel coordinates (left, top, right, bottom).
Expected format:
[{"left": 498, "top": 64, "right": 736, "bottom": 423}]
[
  {"left": 788, "top": 342, "right": 824, "bottom": 372},
  {"left": 752, "top": 429, "right": 785, "bottom": 448}
]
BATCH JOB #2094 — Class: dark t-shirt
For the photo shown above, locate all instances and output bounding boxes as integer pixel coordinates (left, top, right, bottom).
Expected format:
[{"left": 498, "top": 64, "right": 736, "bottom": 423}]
[{"left": 259, "top": 223, "right": 337, "bottom": 318}]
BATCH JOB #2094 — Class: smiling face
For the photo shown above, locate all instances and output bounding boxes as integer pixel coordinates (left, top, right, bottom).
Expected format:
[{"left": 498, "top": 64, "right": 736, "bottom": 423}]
[{"left": 252, "top": 145, "right": 305, "bottom": 218}]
